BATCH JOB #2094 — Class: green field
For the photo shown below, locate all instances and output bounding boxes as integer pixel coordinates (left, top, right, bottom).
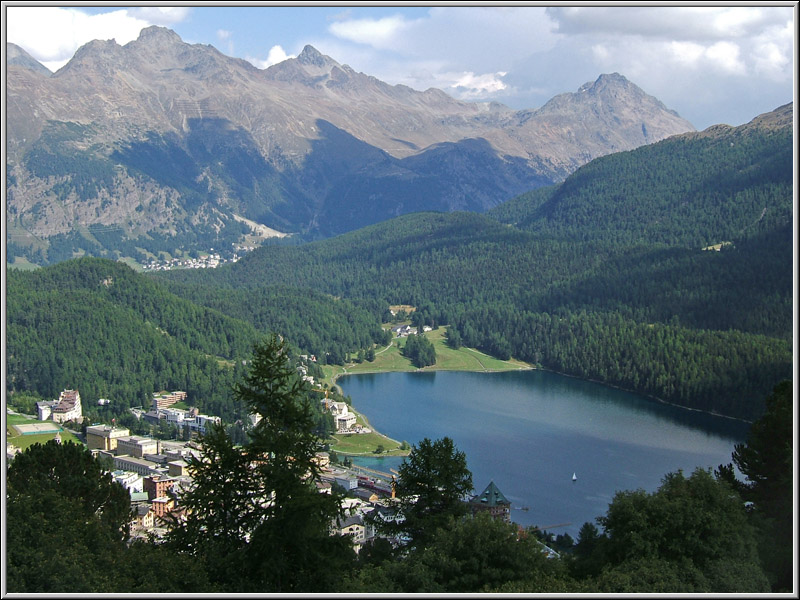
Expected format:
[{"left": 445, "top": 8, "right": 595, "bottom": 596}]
[
  {"left": 116, "top": 256, "right": 145, "bottom": 272},
  {"left": 7, "top": 257, "right": 41, "bottom": 271},
  {"left": 6, "top": 412, "right": 82, "bottom": 451},
  {"left": 321, "top": 326, "right": 531, "bottom": 389},
  {"left": 328, "top": 410, "right": 408, "bottom": 457}
]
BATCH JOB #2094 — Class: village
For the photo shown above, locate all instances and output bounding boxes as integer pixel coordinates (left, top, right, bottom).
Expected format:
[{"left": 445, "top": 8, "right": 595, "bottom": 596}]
[
  {"left": 141, "top": 250, "right": 235, "bottom": 272},
  {"left": 7, "top": 386, "right": 527, "bottom": 555}
]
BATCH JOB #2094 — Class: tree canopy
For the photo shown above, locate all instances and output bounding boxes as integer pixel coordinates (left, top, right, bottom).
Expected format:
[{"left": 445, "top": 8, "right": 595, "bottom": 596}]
[
  {"left": 165, "top": 334, "right": 355, "bottom": 592},
  {"left": 390, "top": 436, "right": 473, "bottom": 548}
]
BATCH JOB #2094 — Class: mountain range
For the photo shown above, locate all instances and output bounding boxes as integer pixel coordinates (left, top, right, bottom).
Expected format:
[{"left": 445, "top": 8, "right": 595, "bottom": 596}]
[{"left": 6, "top": 26, "right": 694, "bottom": 262}]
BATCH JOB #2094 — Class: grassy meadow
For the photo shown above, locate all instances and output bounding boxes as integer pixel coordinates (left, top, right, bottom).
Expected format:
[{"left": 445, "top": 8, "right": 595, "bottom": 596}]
[
  {"left": 321, "top": 326, "right": 531, "bottom": 388},
  {"left": 6, "top": 412, "right": 82, "bottom": 451}
]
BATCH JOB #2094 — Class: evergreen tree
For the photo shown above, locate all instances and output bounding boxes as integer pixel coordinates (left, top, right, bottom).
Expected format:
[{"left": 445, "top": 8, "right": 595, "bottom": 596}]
[
  {"left": 593, "top": 468, "right": 769, "bottom": 592},
  {"left": 728, "top": 380, "right": 793, "bottom": 591},
  {"left": 388, "top": 437, "right": 473, "bottom": 548},
  {"left": 6, "top": 441, "right": 133, "bottom": 592},
  {"left": 165, "top": 334, "right": 356, "bottom": 592}
]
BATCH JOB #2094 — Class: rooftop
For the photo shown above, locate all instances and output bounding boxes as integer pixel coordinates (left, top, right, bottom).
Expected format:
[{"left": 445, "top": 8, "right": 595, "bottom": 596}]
[{"left": 470, "top": 481, "right": 511, "bottom": 508}]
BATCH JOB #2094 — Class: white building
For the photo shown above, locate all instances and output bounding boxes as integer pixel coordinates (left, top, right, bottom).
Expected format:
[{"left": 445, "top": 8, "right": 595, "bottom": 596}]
[
  {"left": 190, "top": 414, "right": 221, "bottom": 434},
  {"left": 112, "top": 470, "right": 144, "bottom": 493},
  {"left": 162, "top": 407, "right": 187, "bottom": 426},
  {"left": 330, "top": 401, "right": 349, "bottom": 416},
  {"left": 336, "top": 412, "right": 357, "bottom": 432},
  {"left": 37, "top": 389, "right": 83, "bottom": 423}
]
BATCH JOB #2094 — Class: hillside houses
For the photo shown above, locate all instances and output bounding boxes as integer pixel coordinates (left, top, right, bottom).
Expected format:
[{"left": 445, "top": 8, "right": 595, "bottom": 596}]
[
  {"left": 390, "top": 324, "right": 433, "bottom": 337},
  {"left": 140, "top": 406, "right": 221, "bottom": 435},
  {"left": 36, "top": 389, "right": 83, "bottom": 423},
  {"left": 151, "top": 390, "right": 187, "bottom": 411}
]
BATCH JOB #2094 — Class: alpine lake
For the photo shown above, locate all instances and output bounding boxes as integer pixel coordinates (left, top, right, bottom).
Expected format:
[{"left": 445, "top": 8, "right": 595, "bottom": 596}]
[{"left": 340, "top": 369, "right": 750, "bottom": 539}]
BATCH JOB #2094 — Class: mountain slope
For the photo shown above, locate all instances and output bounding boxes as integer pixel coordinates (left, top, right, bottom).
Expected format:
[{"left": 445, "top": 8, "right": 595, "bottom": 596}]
[
  {"left": 6, "top": 42, "right": 52, "bottom": 76},
  {"left": 5, "top": 257, "right": 388, "bottom": 419},
  {"left": 6, "top": 26, "right": 693, "bottom": 262},
  {"left": 489, "top": 103, "right": 793, "bottom": 247}
]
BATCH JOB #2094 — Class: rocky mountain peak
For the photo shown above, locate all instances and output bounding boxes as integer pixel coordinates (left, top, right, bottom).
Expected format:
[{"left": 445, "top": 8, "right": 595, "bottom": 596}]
[
  {"left": 136, "top": 25, "right": 184, "bottom": 46},
  {"left": 577, "top": 73, "right": 639, "bottom": 98},
  {"left": 6, "top": 42, "right": 52, "bottom": 76},
  {"left": 297, "top": 45, "right": 332, "bottom": 68},
  {"left": 264, "top": 44, "right": 344, "bottom": 85},
  {"left": 6, "top": 25, "right": 699, "bottom": 244},
  {"left": 60, "top": 38, "right": 125, "bottom": 75}
]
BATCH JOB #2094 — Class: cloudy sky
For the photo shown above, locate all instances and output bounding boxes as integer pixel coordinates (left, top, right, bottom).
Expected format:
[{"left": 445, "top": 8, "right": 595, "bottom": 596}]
[{"left": 5, "top": 4, "right": 796, "bottom": 130}]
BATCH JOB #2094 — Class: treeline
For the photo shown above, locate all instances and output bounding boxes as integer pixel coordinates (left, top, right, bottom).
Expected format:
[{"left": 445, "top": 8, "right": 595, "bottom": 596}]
[
  {"left": 161, "top": 280, "right": 392, "bottom": 364},
  {"left": 448, "top": 308, "right": 790, "bottom": 421},
  {"left": 530, "top": 225, "right": 793, "bottom": 340}
]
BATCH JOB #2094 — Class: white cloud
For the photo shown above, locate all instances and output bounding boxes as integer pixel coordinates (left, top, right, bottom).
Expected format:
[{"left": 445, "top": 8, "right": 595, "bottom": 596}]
[
  {"left": 246, "top": 45, "right": 294, "bottom": 69},
  {"left": 322, "top": 7, "right": 555, "bottom": 102},
  {"left": 448, "top": 71, "right": 508, "bottom": 99},
  {"left": 129, "top": 7, "right": 191, "bottom": 25},
  {"left": 708, "top": 7, "right": 768, "bottom": 37},
  {"left": 705, "top": 42, "right": 746, "bottom": 75},
  {"left": 669, "top": 41, "right": 706, "bottom": 66},
  {"left": 6, "top": 6, "right": 189, "bottom": 71},
  {"left": 546, "top": 6, "right": 783, "bottom": 41},
  {"left": 217, "top": 29, "right": 232, "bottom": 41},
  {"left": 329, "top": 15, "right": 411, "bottom": 49},
  {"left": 750, "top": 21, "right": 794, "bottom": 81}
]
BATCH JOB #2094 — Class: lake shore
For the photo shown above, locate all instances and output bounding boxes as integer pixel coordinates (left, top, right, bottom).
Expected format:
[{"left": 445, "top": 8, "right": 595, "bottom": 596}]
[{"left": 323, "top": 328, "right": 533, "bottom": 456}]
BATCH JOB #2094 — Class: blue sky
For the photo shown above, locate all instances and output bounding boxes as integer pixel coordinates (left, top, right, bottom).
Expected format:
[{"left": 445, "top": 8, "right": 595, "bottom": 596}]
[{"left": 5, "top": 4, "right": 796, "bottom": 130}]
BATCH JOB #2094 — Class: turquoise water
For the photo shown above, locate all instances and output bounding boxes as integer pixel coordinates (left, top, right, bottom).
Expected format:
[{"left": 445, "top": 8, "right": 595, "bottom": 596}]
[{"left": 339, "top": 370, "right": 750, "bottom": 539}]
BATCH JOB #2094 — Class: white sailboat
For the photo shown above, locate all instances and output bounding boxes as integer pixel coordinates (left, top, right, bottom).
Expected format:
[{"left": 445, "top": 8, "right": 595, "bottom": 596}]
[{"left": 572, "top": 472, "right": 577, "bottom": 482}]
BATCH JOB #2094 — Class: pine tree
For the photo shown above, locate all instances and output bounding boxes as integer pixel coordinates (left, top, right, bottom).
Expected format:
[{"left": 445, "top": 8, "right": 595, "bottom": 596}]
[{"left": 166, "top": 334, "right": 355, "bottom": 592}]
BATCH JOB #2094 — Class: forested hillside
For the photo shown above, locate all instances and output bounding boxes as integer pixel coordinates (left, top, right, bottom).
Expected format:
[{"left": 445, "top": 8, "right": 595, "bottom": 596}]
[
  {"left": 155, "top": 106, "right": 793, "bottom": 420},
  {"left": 489, "top": 103, "right": 793, "bottom": 248},
  {"left": 6, "top": 259, "right": 253, "bottom": 419},
  {"left": 6, "top": 258, "right": 384, "bottom": 421}
]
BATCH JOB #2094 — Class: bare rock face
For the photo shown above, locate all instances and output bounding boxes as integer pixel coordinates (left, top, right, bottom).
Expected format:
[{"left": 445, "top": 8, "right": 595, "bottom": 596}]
[
  {"left": 6, "top": 42, "right": 52, "bottom": 76},
  {"left": 6, "top": 27, "right": 695, "bottom": 245}
]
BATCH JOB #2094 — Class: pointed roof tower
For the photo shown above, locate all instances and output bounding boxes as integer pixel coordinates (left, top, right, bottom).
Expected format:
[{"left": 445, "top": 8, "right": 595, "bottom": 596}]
[{"left": 469, "top": 480, "right": 511, "bottom": 522}]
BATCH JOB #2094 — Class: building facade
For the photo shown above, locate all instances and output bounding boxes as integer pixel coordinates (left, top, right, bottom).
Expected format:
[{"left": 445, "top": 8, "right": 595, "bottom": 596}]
[
  {"left": 116, "top": 436, "right": 159, "bottom": 458},
  {"left": 151, "top": 390, "right": 187, "bottom": 411},
  {"left": 144, "top": 475, "right": 176, "bottom": 501},
  {"left": 37, "top": 389, "right": 83, "bottom": 423},
  {"left": 86, "top": 425, "right": 131, "bottom": 451}
]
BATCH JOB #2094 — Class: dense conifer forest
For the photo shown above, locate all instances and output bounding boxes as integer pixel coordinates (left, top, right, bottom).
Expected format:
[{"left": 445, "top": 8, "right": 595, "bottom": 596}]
[{"left": 7, "top": 105, "right": 792, "bottom": 421}]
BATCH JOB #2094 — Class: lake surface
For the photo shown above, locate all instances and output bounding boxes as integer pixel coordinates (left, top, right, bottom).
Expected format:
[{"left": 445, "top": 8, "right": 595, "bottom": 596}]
[{"left": 339, "top": 369, "right": 751, "bottom": 539}]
